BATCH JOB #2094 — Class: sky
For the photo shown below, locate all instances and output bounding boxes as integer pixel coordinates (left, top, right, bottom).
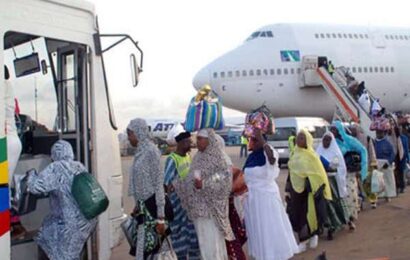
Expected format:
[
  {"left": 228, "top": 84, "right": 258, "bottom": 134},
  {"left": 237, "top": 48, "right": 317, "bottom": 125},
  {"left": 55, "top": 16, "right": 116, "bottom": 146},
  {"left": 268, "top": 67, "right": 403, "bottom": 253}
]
[{"left": 90, "top": 0, "right": 410, "bottom": 131}]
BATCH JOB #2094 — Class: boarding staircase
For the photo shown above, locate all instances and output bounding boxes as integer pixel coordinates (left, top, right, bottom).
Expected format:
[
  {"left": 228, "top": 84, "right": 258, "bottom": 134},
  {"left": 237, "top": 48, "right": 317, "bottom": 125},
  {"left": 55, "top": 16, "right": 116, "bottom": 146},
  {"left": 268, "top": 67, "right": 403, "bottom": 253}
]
[{"left": 315, "top": 66, "right": 375, "bottom": 138}]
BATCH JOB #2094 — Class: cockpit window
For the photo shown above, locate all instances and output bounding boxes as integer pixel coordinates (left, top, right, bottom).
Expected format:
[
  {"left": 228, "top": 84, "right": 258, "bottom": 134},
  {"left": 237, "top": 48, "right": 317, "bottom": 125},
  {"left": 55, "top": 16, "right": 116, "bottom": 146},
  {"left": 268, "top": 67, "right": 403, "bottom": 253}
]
[{"left": 246, "top": 31, "right": 273, "bottom": 41}]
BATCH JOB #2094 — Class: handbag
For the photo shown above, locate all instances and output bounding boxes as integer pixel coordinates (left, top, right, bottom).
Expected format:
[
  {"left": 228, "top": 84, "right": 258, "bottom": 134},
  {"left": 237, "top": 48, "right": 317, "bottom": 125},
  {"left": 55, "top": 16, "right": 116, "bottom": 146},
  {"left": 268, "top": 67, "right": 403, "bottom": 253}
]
[
  {"left": 144, "top": 194, "right": 174, "bottom": 221},
  {"left": 71, "top": 171, "right": 109, "bottom": 220},
  {"left": 156, "top": 237, "right": 178, "bottom": 260},
  {"left": 120, "top": 216, "right": 139, "bottom": 252},
  {"left": 344, "top": 152, "right": 361, "bottom": 172},
  {"left": 371, "top": 170, "right": 385, "bottom": 194},
  {"left": 12, "top": 169, "right": 38, "bottom": 215}
]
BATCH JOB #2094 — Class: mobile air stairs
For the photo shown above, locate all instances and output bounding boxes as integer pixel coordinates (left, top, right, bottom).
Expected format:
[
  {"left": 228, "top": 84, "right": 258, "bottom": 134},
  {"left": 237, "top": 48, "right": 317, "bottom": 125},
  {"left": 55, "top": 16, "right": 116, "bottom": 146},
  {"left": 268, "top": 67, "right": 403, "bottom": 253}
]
[{"left": 300, "top": 55, "right": 376, "bottom": 138}]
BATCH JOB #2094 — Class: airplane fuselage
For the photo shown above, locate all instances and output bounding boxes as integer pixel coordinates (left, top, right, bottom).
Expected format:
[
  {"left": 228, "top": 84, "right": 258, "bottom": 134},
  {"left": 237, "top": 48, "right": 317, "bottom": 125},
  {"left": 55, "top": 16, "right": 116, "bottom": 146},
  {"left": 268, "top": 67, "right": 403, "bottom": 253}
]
[{"left": 193, "top": 23, "right": 410, "bottom": 119}]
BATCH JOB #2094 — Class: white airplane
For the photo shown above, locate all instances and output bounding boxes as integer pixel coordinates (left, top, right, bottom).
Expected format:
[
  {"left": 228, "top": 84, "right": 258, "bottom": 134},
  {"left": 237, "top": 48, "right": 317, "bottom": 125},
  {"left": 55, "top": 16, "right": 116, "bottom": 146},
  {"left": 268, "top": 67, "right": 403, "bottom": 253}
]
[{"left": 192, "top": 23, "right": 410, "bottom": 119}]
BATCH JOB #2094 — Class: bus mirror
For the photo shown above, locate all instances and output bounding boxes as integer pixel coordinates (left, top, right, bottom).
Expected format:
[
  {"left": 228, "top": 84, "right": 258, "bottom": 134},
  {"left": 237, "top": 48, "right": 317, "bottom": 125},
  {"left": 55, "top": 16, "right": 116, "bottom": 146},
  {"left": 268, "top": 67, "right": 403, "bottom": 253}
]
[
  {"left": 130, "top": 53, "right": 140, "bottom": 87},
  {"left": 41, "top": 60, "right": 48, "bottom": 75}
]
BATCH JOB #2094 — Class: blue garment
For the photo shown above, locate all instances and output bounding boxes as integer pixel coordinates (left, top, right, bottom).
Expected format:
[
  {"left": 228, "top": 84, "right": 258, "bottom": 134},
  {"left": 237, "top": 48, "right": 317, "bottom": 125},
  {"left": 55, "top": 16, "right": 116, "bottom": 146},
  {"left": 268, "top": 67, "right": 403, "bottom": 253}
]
[
  {"left": 374, "top": 137, "right": 395, "bottom": 164},
  {"left": 164, "top": 156, "right": 200, "bottom": 260},
  {"left": 399, "top": 135, "right": 409, "bottom": 171},
  {"left": 333, "top": 121, "right": 368, "bottom": 181},
  {"left": 243, "top": 148, "right": 266, "bottom": 169},
  {"left": 319, "top": 156, "right": 331, "bottom": 171}
]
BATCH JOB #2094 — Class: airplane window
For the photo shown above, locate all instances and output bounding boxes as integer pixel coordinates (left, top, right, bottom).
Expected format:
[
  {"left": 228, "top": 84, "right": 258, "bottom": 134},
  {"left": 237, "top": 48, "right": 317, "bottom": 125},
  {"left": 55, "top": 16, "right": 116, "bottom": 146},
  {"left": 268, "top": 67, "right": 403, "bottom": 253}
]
[
  {"left": 277, "top": 68, "right": 282, "bottom": 75},
  {"left": 284, "top": 68, "right": 288, "bottom": 75},
  {"left": 369, "top": 67, "right": 373, "bottom": 73},
  {"left": 359, "top": 34, "right": 364, "bottom": 39},
  {"left": 249, "top": 70, "right": 254, "bottom": 76},
  {"left": 256, "top": 69, "right": 261, "bottom": 76},
  {"left": 352, "top": 67, "right": 356, "bottom": 73},
  {"left": 395, "top": 35, "right": 399, "bottom": 40},
  {"left": 338, "top": 33, "right": 342, "bottom": 38},
  {"left": 353, "top": 34, "right": 358, "bottom": 39},
  {"left": 405, "top": 36, "right": 409, "bottom": 40},
  {"left": 375, "top": 67, "right": 378, "bottom": 73},
  {"left": 385, "top": 35, "right": 389, "bottom": 40},
  {"left": 260, "top": 32, "right": 267, "bottom": 37},
  {"left": 242, "top": 70, "right": 247, "bottom": 77},
  {"left": 235, "top": 70, "right": 240, "bottom": 77},
  {"left": 391, "top": 67, "right": 394, "bottom": 72},
  {"left": 363, "top": 67, "right": 368, "bottom": 73},
  {"left": 399, "top": 35, "right": 404, "bottom": 40},
  {"left": 247, "top": 31, "right": 261, "bottom": 41},
  {"left": 290, "top": 68, "right": 295, "bottom": 74},
  {"left": 390, "top": 35, "right": 394, "bottom": 39},
  {"left": 263, "top": 69, "right": 268, "bottom": 75},
  {"left": 315, "top": 34, "right": 319, "bottom": 38},
  {"left": 365, "top": 34, "right": 369, "bottom": 39},
  {"left": 348, "top": 34, "right": 353, "bottom": 39},
  {"left": 213, "top": 72, "right": 218, "bottom": 78},
  {"left": 380, "top": 67, "right": 384, "bottom": 73},
  {"left": 326, "top": 33, "right": 331, "bottom": 38},
  {"left": 385, "top": 67, "right": 389, "bottom": 73},
  {"left": 358, "top": 67, "right": 362, "bottom": 73},
  {"left": 270, "top": 69, "right": 275, "bottom": 75},
  {"left": 228, "top": 71, "right": 233, "bottom": 77},
  {"left": 332, "top": 33, "right": 337, "bottom": 38},
  {"left": 297, "top": 68, "right": 301, "bottom": 74},
  {"left": 266, "top": 31, "right": 274, "bottom": 37},
  {"left": 220, "top": 72, "right": 225, "bottom": 78},
  {"left": 343, "top": 33, "right": 347, "bottom": 38},
  {"left": 320, "top": 33, "right": 325, "bottom": 38}
]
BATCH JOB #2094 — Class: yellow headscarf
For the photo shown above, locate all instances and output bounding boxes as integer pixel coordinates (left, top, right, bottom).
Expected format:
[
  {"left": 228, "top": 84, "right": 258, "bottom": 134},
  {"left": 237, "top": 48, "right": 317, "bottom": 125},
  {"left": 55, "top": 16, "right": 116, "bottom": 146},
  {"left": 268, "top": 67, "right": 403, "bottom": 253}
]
[{"left": 288, "top": 129, "right": 332, "bottom": 232}]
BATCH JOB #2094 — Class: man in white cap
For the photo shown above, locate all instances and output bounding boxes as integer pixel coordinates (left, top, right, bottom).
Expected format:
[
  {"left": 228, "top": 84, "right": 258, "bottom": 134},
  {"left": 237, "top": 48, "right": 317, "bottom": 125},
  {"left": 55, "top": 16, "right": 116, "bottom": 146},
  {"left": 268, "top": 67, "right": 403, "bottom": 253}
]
[{"left": 164, "top": 125, "right": 200, "bottom": 259}]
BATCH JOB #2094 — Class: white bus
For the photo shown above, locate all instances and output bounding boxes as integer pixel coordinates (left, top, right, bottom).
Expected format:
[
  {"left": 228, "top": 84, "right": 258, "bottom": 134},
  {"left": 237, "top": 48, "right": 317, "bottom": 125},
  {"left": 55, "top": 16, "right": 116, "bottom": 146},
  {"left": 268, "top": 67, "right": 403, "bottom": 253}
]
[{"left": 0, "top": 0, "right": 142, "bottom": 259}]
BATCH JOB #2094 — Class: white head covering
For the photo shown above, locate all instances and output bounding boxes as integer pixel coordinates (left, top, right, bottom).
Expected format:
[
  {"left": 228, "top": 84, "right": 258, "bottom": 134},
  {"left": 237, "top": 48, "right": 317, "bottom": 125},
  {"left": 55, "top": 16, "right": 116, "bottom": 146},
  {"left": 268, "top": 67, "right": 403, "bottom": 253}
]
[
  {"left": 316, "top": 132, "right": 348, "bottom": 198},
  {"left": 197, "top": 129, "right": 209, "bottom": 138},
  {"left": 166, "top": 123, "right": 185, "bottom": 146}
]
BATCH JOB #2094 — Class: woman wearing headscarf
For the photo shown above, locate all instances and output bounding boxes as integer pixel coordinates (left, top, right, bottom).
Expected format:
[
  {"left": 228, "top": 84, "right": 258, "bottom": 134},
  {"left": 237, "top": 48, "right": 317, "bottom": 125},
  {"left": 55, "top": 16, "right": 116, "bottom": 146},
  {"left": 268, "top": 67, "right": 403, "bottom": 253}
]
[
  {"left": 176, "top": 128, "right": 233, "bottom": 260},
  {"left": 288, "top": 129, "right": 332, "bottom": 252},
  {"left": 127, "top": 118, "right": 168, "bottom": 260},
  {"left": 164, "top": 125, "right": 200, "bottom": 259},
  {"left": 27, "top": 140, "right": 97, "bottom": 260},
  {"left": 243, "top": 128, "right": 299, "bottom": 259},
  {"left": 215, "top": 134, "right": 247, "bottom": 260},
  {"left": 316, "top": 132, "right": 350, "bottom": 240},
  {"left": 374, "top": 128, "right": 397, "bottom": 201},
  {"left": 330, "top": 121, "right": 367, "bottom": 225},
  {"left": 349, "top": 124, "right": 379, "bottom": 209}
]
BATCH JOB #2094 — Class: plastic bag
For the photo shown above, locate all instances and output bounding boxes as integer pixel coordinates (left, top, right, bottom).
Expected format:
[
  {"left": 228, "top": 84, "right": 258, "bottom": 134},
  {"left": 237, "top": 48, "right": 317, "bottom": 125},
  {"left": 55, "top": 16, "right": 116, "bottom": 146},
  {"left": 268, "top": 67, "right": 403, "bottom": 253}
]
[
  {"left": 371, "top": 170, "right": 385, "bottom": 194},
  {"left": 71, "top": 172, "right": 109, "bottom": 219}
]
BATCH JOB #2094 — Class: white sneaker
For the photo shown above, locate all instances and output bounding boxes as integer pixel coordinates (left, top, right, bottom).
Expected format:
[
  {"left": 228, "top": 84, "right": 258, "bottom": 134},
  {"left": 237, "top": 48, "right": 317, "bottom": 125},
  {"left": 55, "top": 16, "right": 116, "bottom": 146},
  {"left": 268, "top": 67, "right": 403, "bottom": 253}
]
[
  {"left": 309, "top": 235, "right": 319, "bottom": 249},
  {"left": 298, "top": 241, "right": 308, "bottom": 253}
]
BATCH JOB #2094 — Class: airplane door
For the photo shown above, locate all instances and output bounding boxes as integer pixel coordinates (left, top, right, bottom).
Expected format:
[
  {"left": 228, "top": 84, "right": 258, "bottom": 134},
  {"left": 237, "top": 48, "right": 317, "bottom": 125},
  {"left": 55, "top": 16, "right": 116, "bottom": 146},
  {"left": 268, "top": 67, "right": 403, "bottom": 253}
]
[{"left": 370, "top": 31, "right": 386, "bottom": 49}]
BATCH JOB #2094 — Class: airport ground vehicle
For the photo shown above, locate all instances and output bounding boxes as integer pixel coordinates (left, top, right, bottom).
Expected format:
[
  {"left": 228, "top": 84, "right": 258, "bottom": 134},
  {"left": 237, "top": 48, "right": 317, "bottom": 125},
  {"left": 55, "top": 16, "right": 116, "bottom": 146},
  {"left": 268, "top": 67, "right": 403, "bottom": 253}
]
[
  {"left": 267, "top": 117, "right": 329, "bottom": 167},
  {"left": 0, "top": 1, "right": 143, "bottom": 259}
]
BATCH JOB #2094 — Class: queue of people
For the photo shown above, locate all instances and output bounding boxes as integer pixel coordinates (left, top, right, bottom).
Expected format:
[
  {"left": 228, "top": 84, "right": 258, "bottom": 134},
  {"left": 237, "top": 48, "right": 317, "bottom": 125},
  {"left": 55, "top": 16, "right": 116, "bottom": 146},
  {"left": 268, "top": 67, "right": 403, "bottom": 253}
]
[
  {"left": 125, "top": 113, "right": 410, "bottom": 259},
  {"left": 19, "top": 113, "right": 409, "bottom": 260}
]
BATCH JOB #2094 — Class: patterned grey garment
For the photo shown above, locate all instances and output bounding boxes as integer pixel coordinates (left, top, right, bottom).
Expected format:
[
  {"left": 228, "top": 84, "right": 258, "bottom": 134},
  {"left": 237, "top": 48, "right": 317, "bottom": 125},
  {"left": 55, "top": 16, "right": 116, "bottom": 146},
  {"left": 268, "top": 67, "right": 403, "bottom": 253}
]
[
  {"left": 176, "top": 129, "right": 234, "bottom": 241},
  {"left": 27, "top": 140, "right": 97, "bottom": 260},
  {"left": 127, "top": 118, "right": 166, "bottom": 260}
]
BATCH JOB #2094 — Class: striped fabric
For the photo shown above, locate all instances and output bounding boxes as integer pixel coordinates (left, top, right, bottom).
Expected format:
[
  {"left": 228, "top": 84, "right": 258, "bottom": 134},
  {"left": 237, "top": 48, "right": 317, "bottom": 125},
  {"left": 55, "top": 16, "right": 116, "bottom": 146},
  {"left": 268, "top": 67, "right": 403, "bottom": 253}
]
[
  {"left": 164, "top": 156, "right": 200, "bottom": 260},
  {"left": 0, "top": 137, "right": 9, "bottom": 238},
  {"left": 185, "top": 97, "right": 224, "bottom": 132}
]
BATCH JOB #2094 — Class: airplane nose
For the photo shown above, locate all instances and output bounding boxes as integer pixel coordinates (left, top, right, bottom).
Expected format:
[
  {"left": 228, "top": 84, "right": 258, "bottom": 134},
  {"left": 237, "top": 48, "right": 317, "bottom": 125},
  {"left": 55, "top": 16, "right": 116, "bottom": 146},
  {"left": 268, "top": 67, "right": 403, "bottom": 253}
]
[{"left": 192, "top": 67, "right": 210, "bottom": 91}]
